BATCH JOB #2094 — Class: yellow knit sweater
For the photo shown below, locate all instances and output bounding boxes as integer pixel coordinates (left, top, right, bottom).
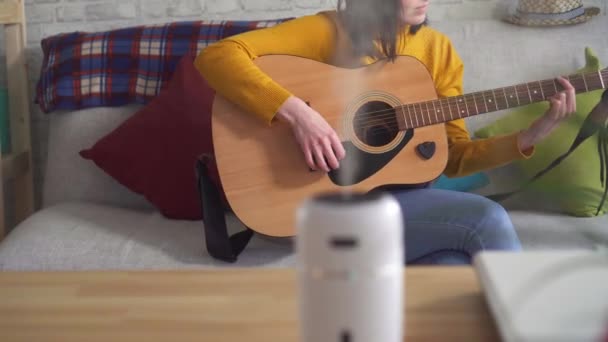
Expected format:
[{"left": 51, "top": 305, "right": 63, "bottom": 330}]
[{"left": 195, "top": 11, "right": 533, "bottom": 178}]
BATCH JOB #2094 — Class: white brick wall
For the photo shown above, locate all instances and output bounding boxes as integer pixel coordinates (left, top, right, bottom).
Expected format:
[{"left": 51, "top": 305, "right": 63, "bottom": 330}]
[
  {"left": 0, "top": 0, "right": 607, "bottom": 214},
  {"left": 20, "top": 0, "right": 608, "bottom": 51}
]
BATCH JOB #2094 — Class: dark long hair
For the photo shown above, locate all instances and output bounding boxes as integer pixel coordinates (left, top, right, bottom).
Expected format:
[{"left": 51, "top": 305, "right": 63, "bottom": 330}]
[{"left": 337, "top": 0, "right": 427, "bottom": 61}]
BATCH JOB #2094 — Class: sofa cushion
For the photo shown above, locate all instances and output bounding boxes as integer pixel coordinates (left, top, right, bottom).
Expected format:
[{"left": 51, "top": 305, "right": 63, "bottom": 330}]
[
  {"left": 1, "top": 202, "right": 606, "bottom": 271},
  {"left": 43, "top": 104, "right": 154, "bottom": 210},
  {"left": 474, "top": 47, "right": 607, "bottom": 217},
  {"left": 0, "top": 203, "right": 294, "bottom": 270},
  {"left": 507, "top": 210, "right": 608, "bottom": 250},
  {"left": 79, "top": 56, "right": 221, "bottom": 220}
]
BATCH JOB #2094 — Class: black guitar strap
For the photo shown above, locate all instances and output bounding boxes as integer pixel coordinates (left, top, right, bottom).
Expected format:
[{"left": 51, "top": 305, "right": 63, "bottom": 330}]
[
  {"left": 196, "top": 155, "right": 253, "bottom": 263},
  {"left": 487, "top": 89, "right": 608, "bottom": 215}
]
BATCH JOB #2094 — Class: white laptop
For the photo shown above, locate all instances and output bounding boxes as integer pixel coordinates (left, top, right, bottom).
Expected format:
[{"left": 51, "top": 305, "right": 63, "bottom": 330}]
[{"left": 473, "top": 250, "right": 608, "bottom": 342}]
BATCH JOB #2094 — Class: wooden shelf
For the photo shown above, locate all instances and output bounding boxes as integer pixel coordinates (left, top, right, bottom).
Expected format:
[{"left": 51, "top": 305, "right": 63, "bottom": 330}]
[
  {"left": 1, "top": 150, "right": 30, "bottom": 182},
  {"left": 0, "top": 0, "right": 23, "bottom": 25},
  {"left": 1, "top": 0, "right": 34, "bottom": 233}
]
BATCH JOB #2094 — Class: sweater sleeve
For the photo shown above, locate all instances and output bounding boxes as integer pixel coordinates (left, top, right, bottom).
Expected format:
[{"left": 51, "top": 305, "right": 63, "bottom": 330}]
[
  {"left": 435, "top": 37, "right": 535, "bottom": 178},
  {"left": 194, "top": 13, "right": 338, "bottom": 124}
]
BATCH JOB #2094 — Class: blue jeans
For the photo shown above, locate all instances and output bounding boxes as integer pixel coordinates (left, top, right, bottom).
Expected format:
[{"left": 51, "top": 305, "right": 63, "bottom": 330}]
[{"left": 388, "top": 188, "right": 522, "bottom": 265}]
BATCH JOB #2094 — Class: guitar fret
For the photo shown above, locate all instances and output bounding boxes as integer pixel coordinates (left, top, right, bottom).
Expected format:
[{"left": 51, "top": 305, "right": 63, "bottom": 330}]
[
  {"left": 515, "top": 85, "right": 526, "bottom": 105},
  {"left": 411, "top": 104, "right": 418, "bottom": 126},
  {"left": 460, "top": 97, "right": 468, "bottom": 117},
  {"left": 448, "top": 98, "right": 458, "bottom": 120},
  {"left": 425, "top": 102, "right": 432, "bottom": 124},
  {"left": 437, "top": 99, "right": 444, "bottom": 122},
  {"left": 409, "top": 105, "right": 414, "bottom": 128},
  {"left": 420, "top": 102, "right": 426, "bottom": 126},
  {"left": 469, "top": 93, "right": 479, "bottom": 115},
  {"left": 491, "top": 89, "right": 501, "bottom": 111},
  {"left": 541, "top": 80, "right": 555, "bottom": 99},
  {"left": 538, "top": 81, "right": 545, "bottom": 100},
  {"left": 553, "top": 79, "right": 558, "bottom": 94},
  {"left": 398, "top": 106, "right": 406, "bottom": 129},
  {"left": 570, "top": 74, "right": 578, "bottom": 92},
  {"left": 466, "top": 94, "right": 472, "bottom": 115},
  {"left": 448, "top": 98, "right": 455, "bottom": 119},
  {"left": 600, "top": 70, "right": 606, "bottom": 89},
  {"left": 530, "top": 82, "right": 542, "bottom": 102},
  {"left": 480, "top": 92, "right": 488, "bottom": 113},
  {"left": 460, "top": 97, "right": 467, "bottom": 117},
  {"left": 486, "top": 90, "right": 497, "bottom": 112},
  {"left": 507, "top": 87, "right": 516, "bottom": 108},
  {"left": 485, "top": 90, "right": 495, "bottom": 112},
  {"left": 463, "top": 94, "right": 474, "bottom": 116},
  {"left": 445, "top": 98, "right": 453, "bottom": 120},
  {"left": 502, "top": 88, "right": 509, "bottom": 110},
  {"left": 583, "top": 73, "right": 589, "bottom": 92},
  {"left": 432, "top": 101, "right": 439, "bottom": 123},
  {"left": 410, "top": 106, "right": 416, "bottom": 128},
  {"left": 530, "top": 82, "right": 536, "bottom": 100}
]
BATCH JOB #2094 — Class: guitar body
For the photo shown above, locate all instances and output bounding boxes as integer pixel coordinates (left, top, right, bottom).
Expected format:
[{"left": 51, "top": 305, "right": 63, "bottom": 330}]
[{"left": 211, "top": 55, "right": 448, "bottom": 237}]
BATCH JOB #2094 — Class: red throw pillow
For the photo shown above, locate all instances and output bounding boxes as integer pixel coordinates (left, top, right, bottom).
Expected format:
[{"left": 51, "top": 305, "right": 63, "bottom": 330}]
[{"left": 80, "top": 55, "right": 224, "bottom": 220}]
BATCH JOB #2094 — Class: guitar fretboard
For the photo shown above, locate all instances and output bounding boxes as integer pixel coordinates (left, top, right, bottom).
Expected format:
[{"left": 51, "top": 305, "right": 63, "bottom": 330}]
[{"left": 395, "top": 69, "right": 608, "bottom": 130}]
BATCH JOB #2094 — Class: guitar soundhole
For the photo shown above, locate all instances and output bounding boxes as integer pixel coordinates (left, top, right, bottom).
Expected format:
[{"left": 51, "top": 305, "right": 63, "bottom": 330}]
[{"left": 353, "top": 101, "right": 399, "bottom": 147}]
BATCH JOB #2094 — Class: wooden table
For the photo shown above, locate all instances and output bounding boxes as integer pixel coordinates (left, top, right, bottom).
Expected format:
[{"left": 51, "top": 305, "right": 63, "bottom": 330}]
[{"left": 0, "top": 266, "right": 500, "bottom": 341}]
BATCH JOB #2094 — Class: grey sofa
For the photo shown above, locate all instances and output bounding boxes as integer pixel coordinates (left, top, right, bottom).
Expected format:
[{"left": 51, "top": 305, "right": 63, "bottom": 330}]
[{"left": 1, "top": 19, "right": 607, "bottom": 270}]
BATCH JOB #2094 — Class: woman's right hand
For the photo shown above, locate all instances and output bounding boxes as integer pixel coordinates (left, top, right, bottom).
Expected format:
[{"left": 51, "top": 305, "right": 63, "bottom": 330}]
[{"left": 276, "top": 96, "right": 346, "bottom": 172}]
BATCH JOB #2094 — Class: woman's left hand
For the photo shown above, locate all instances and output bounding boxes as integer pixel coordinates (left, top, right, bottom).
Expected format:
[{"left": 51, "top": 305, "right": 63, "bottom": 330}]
[{"left": 518, "top": 76, "right": 577, "bottom": 151}]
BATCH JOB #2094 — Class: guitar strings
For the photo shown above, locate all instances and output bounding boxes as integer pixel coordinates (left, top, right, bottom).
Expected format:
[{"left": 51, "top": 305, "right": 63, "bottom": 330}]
[
  {"left": 352, "top": 72, "right": 606, "bottom": 126},
  {"left": 357, "top": 90, "right": 604, "bottom": 138},
  {"left": 348, "top": 71, "right": 607, "bottom": 133},
  {"left": 349, "top": 71, "right": 606, "bottom": 124},
  {"left": 350, "top": 76, "right": 608, "bottom": 140}
]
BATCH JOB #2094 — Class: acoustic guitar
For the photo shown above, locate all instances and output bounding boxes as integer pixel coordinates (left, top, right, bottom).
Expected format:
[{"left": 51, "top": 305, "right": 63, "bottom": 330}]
[{"left": 211, "top": 55, "right": 607, "bottom": 237}]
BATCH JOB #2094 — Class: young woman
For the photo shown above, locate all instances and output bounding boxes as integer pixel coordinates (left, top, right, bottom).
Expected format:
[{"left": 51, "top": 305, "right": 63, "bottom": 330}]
[{"left": 194, "top": 0, "right": 577, "bottom": 264}]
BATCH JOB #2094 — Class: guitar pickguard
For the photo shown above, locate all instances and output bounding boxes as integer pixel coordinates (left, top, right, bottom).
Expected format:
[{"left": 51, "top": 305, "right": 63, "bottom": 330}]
[{"left": 328, "top": 129, "right": 415, "bottom": 186}]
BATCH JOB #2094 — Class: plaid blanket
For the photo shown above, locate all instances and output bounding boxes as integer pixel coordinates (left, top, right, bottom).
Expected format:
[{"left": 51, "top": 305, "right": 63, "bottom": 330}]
[{"left": 35, "top": 18, "right": 292, "bottom": 113}]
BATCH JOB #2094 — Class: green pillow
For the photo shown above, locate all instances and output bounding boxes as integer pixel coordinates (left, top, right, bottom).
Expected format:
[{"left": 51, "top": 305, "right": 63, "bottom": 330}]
[{"left": 474, "top": 47, "right": 606, "bottom": 217}]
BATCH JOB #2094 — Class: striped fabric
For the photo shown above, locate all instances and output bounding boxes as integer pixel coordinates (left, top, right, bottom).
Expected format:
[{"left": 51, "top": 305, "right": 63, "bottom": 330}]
[{"left": 35, "top": 18, "right": 292, "bottom": 113}]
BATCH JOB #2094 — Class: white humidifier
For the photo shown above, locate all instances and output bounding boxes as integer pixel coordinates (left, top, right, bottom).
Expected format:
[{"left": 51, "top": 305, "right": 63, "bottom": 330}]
[{"left": 295, "top": 191, "right": 405, "bottom": 342}]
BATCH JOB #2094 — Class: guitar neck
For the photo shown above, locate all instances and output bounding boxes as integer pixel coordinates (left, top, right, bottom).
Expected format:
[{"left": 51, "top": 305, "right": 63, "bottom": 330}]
[{"left": 396, "top": 68, "right": 608, "bottom": 129}]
